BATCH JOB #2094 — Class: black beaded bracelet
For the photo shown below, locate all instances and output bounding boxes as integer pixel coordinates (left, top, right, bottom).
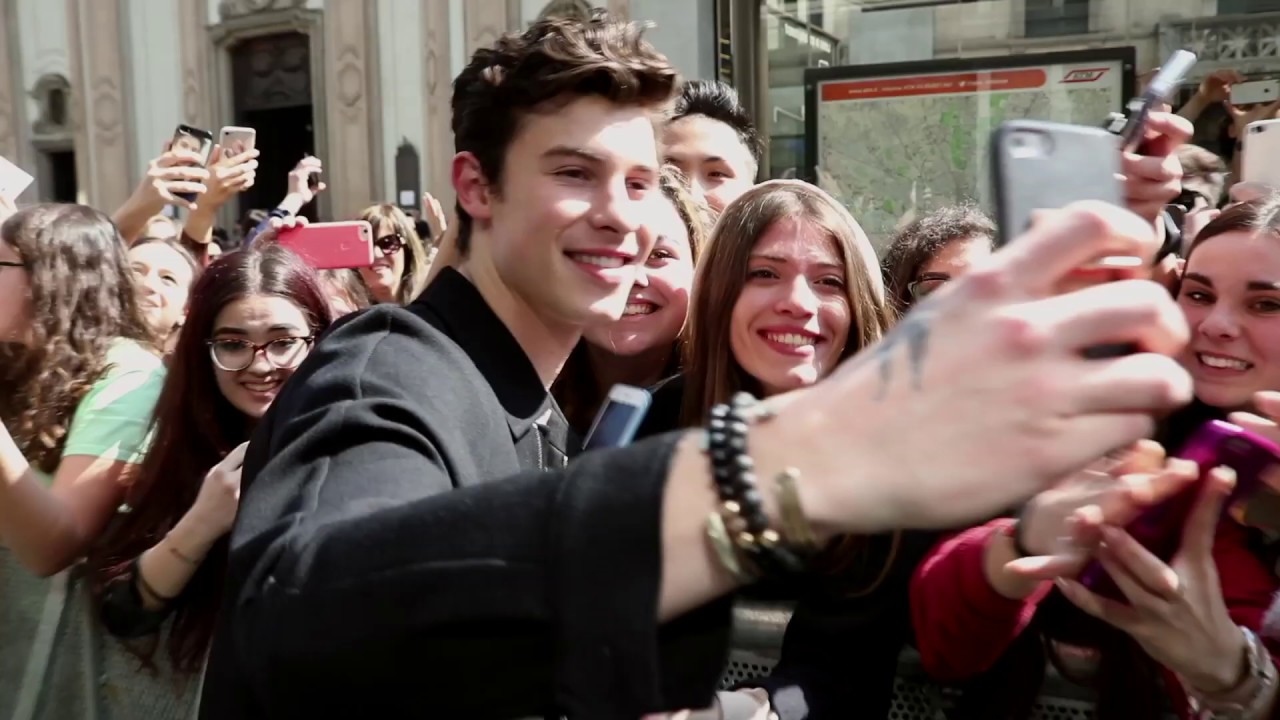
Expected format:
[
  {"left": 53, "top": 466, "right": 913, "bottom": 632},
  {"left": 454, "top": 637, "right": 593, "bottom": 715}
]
[{"left": 706, "top": 393, "right": 805, "bottom": 576}]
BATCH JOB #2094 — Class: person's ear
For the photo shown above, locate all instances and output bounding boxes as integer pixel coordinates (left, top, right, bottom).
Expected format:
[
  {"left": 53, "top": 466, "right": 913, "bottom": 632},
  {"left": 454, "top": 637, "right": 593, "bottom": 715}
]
[{"left": 452, "top": 152, "right": 493, "bottom": 224}]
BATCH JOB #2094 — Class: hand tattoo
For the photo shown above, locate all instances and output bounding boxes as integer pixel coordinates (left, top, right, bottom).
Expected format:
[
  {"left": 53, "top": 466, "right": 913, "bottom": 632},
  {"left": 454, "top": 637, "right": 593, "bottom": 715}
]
[{"left": 871, "top": 306, "right": 932, "bottom": 401}]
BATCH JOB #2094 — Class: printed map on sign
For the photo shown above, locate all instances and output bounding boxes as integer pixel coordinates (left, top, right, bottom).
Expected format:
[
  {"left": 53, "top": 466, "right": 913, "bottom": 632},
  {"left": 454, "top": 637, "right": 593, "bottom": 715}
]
[{"left": 810, "top": 54, "right": 1129, "bottom": 249}]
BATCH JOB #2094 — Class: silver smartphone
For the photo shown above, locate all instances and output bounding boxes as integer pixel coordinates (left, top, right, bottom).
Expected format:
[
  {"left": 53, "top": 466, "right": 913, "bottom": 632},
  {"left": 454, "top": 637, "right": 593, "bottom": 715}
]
[{"left": 583, "top": 384, "right": 652, "bottom": 451}]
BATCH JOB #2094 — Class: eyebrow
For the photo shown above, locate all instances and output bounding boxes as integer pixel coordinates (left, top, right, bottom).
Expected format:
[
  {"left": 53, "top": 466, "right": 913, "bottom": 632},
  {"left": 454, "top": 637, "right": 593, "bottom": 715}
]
[
  {"left": 1184, "top": 272, "right": 1280, "bottom": 292},
  {"left": 752, "top": 253, "right": 843, "bottom": 271},
  {"left": 213, "top": 324, "right": 305, "bottom": 335},
  {"left": 544, "top": 145, "right": 658, "bottom": 176}
]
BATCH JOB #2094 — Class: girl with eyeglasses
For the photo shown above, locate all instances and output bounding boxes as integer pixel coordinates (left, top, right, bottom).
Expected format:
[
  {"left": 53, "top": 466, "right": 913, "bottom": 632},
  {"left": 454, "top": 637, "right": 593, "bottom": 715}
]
[
  {"left": 0, "top": 204, "right": 166, "bottom": 717},
  {"left": 880, "top": 203, "right": 995, "bottom": 314},
  {"left": 75, "top": 245, "right": 332, "bottom": 718},
  {"left": 356, "top": 203, "right": 431, "bottom": 305}
]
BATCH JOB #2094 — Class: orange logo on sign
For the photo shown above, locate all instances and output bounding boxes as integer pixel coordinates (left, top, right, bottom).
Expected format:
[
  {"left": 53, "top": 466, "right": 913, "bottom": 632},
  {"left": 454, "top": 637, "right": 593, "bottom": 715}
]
[{"left": 1061, "top": 68, "right": 1110, "bottom": 84}]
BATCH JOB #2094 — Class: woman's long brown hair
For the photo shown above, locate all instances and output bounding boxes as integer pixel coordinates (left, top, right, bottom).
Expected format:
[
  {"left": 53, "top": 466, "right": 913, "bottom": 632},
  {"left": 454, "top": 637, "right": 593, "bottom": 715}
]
[
  {"left": 681, "top": 180, "right": 893, "bottom": 424},
  {"left": 0, "top": 204, "right": 154, "bottom": 473},
  {"left": 554, "top": 165, "right": 711, "bottom": 432},
  {"left": 87, "top": 245, "right": 333, "bottom": 673},
  {"left": 680, "top": 180, "right": 897, "bottom": 593}
]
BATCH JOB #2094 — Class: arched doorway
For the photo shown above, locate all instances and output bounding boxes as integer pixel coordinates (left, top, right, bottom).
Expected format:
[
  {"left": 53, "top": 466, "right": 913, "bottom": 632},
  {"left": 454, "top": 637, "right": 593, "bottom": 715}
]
[{"left": 228, "top": 31, "right": 316, "bottom": 222}]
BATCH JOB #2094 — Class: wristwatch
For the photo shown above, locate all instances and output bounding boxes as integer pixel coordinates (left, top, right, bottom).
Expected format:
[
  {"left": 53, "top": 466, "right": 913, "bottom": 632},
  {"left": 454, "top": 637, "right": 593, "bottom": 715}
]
[{"left": 1185, "top": 627, "right": 1277, "bottom": 720}]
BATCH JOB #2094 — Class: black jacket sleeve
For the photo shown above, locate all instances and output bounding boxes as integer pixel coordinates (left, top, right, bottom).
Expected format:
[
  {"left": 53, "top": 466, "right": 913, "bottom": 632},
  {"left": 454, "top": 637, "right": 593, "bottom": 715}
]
[{"left": 200, "top": 311, "right": 730, "bottom": 720}]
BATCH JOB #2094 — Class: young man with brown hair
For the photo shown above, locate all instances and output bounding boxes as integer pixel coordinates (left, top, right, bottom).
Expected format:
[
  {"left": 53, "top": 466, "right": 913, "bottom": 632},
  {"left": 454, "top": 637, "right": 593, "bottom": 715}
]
[{"left": 201, "top": 11, "right": 1194, "bottom": 719}]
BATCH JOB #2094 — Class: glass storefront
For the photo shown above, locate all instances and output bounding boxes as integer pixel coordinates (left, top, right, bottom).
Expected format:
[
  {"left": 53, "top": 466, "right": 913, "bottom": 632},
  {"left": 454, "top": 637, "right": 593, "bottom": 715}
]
[{"left": 747, "top": 0, "right": 1280, "bottom": 246}]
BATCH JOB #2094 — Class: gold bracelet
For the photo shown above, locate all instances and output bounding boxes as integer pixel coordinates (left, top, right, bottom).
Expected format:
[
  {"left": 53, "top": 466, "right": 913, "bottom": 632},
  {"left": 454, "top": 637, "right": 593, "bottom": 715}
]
[
  {"left": 706, "top": 510, "right": 756, "bottom": 583},
  {"left": 774, "top": 467, "right": 819, "bottom": 552}
]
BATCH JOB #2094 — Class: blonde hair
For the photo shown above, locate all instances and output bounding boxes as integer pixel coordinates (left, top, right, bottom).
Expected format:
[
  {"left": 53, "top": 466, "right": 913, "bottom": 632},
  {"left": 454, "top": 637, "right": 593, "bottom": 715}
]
[{"left": 357, "top": 203, "right": 430, "bottom": 304}]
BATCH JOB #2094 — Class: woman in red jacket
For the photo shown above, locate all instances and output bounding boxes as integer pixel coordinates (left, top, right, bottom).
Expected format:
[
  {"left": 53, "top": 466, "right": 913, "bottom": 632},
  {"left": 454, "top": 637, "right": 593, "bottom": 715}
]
[{"left": 911, "top": 197, "right": 1280, "bottom": 719}]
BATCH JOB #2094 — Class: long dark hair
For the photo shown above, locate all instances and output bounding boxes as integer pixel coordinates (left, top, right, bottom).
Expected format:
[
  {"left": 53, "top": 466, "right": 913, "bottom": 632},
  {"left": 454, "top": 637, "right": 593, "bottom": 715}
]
[
  {"left": 87, "top": 244, "right": 332, "bottom": 673},
  {"left": 0, "top": 204, "right": 153, "bottom": 473}
]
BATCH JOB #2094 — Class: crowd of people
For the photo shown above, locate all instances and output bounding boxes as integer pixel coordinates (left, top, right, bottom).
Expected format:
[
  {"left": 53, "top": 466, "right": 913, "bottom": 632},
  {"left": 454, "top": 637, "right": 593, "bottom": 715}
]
[{"left": 4, "top": 8, "right": 1280, "bottom": 720}]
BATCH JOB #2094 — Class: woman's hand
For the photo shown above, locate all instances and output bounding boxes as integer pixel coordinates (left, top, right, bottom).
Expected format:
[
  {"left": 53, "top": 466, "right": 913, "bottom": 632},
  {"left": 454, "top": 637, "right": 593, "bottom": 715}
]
[
  {"left": 200, "top": 145, "right": 260, "bottom": 211},
  {"left": 1056, "top": 465, "right": 1248, "bottom": 694},
  {"left": 134, "top": 144, "right": 210, "bottom": 212},
  {"left": 251, "top": 215, "right": 309, "bottom": 246},
  {"left": 422, "top": 191, "right": 459, "bottom": 285},
  {"left": 1121, "top": 111, "right": 1192, "bottom": 228},
  {"left": 184, "top": 442, "right": 248, "bottom": 539},
  {"left": 991, "top": 443, "right": 1197, "bottom": 596}
]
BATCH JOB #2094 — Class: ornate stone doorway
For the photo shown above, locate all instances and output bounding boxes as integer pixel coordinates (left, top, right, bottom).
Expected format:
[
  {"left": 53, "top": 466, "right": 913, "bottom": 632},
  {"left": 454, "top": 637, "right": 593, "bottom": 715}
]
[{"left": 229, "top": 31, "right": 317, "bottom": 221}]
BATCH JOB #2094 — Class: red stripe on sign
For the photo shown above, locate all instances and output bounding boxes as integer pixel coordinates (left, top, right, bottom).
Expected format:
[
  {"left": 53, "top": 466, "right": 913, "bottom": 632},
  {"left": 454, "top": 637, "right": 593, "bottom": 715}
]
[{"left": 821, "top": 69, "right": 1048, "bottom": 102}]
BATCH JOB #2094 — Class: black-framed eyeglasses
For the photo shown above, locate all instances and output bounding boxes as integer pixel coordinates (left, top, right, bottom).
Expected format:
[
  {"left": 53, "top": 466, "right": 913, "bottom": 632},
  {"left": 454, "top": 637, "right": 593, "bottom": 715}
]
[
  {"left": 0, "top": 260, "right": 24, "bottom": 269},
  {"left": 206, "top": 336, "right": 315, "bottom": 372},
  {"left": 374, "top": 233, "right": 405, "bottom": 256},
  {"left": 907, "top": 273, "right": 950, "bottom": 301}
]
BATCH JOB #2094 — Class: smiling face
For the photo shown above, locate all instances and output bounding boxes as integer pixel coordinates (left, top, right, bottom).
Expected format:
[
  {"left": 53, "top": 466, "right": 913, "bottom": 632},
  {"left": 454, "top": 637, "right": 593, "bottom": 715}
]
[
  {"left": 583, "top": 194, "right": 694, "bottom": 356},
  {"left": 129, "top": 242, "right": 194, "bottom": 337},
  {"left": 729, "top": 218, "right": 852, "bottom": 396},
  {"left": 1178, "top": 229, "right": 1280, "bottom": 410},
  {"left": 210, "top": 294, "right": 313, "bottom": 418},
  {"left": 467, "top": 94, "right": 661, "bottom": 329},
  {"left": 663, "top": 114, "right": 756, "bottom": 214},
  {"left": 358, "top": 219, "right": 407, "bottom": 303}
]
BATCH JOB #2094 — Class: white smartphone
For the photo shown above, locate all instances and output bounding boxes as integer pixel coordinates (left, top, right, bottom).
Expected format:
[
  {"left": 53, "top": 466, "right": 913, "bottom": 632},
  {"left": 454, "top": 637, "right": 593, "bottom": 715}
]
[
  {"left": 0, "top": 155, "right": 34, "bottom": 201},
  {"left": 219, "top": 126, "right": 257, "bottom": 155},
  {"left": 1232, "top": 80, "right": 1280, "bottom": 107},
  {"left": 583, "top": 384, "right": 652, "bottom": 451},
  {"left": 1243, "top": 119, "right": 1280, "bottom": 191}
]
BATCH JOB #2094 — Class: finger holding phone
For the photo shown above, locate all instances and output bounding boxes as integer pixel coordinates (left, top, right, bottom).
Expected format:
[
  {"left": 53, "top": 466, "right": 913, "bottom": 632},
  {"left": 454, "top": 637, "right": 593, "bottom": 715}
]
[
  {"left": 1120, "top": 111, "right": 1193, "bottom": 227},
  {"left": 1056, "top": 466, "right": 1265, "bottom": 704},
  {"left": 987, "top": 442, "right": 1198, "bottom": 599}
]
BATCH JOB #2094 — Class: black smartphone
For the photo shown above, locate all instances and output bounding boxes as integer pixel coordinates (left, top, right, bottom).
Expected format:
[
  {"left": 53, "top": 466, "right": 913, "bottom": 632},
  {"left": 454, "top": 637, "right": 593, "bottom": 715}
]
[
  {"left": 170, "top": 125, "right": 214, "bottom": 202},
  {"left": 583, "top": 385, "right": 652, "bottom": 451}
]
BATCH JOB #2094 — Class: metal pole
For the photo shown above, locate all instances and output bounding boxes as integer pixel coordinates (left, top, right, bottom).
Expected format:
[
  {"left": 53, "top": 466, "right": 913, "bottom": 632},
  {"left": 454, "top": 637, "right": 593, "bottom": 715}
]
[{"left": 728, "top": 0, "right": 769, "bottom": 181}]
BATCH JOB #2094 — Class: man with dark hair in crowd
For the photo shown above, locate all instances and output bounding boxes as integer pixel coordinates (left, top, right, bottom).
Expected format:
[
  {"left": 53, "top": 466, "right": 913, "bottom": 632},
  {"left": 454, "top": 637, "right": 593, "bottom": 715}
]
[
  {"left": 664, "top": 79, "right": 762, "bottom": 212},
  {"left": 201, "top": 11, "right": 1194, "bottom": 719}
]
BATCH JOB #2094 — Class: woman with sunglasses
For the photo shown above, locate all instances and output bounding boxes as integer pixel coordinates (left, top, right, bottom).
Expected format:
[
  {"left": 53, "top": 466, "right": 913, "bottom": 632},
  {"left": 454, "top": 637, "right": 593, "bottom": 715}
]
[
  {"left": 880, "top": 203, "right": 995, "bottom": 313},
  {"left": 77, "top": 245, "right": 332, "bottom": 718},
  {"left": 356, "top": 203, "right": 430, "bottom": 305}
]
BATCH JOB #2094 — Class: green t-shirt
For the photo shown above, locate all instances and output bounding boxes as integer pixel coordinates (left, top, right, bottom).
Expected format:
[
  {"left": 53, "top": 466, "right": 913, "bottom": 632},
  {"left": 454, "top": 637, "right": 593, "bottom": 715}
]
[{"left": 60, "top": 338, "right": 165, "bottom": 465}]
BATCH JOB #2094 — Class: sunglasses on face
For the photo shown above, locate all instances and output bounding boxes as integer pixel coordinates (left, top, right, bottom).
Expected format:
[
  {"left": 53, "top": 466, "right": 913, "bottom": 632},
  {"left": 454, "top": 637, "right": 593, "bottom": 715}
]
[{"left": 374, "top": 233, "right": 405, "bottom": 256}]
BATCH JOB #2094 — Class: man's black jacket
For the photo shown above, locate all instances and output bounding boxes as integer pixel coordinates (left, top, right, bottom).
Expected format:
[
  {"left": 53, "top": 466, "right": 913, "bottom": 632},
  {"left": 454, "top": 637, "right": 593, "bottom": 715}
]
[{"left": 199, "top": 269, "right": 731, "bottom": 719}]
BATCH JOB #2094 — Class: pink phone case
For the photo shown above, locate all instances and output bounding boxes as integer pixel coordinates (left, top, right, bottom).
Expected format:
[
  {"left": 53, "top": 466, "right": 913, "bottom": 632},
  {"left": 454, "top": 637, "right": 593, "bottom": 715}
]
[
  {"left": 1078, "top": 420, "right": 1279, "bottom": 601},
  {"left": 275, "top": 221, "right": 375, "bottom": 270}
]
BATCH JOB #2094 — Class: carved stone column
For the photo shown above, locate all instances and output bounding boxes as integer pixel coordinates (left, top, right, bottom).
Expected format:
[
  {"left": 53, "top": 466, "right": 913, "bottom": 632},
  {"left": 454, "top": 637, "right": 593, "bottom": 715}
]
[
  {"left": 0, "top": 0, "right": 22, "bottom": 165},
  {"left": 66, "top": 0, "right": 133, "bottom": 210},
  {"left": 177, "top": 0, "right": 211, "bottom": 128},
  {"left": 323, "top": 0, "right": 382, "bottom": 219},
  {"left": 422, "top": 0, "right": 454, "bottom": 209}
]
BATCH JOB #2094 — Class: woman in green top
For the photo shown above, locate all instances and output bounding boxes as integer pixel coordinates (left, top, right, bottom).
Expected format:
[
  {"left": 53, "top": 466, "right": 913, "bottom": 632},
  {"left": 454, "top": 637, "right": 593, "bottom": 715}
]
[{"left": 0, "top": 204, "right": 167, "bottom": 719}]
